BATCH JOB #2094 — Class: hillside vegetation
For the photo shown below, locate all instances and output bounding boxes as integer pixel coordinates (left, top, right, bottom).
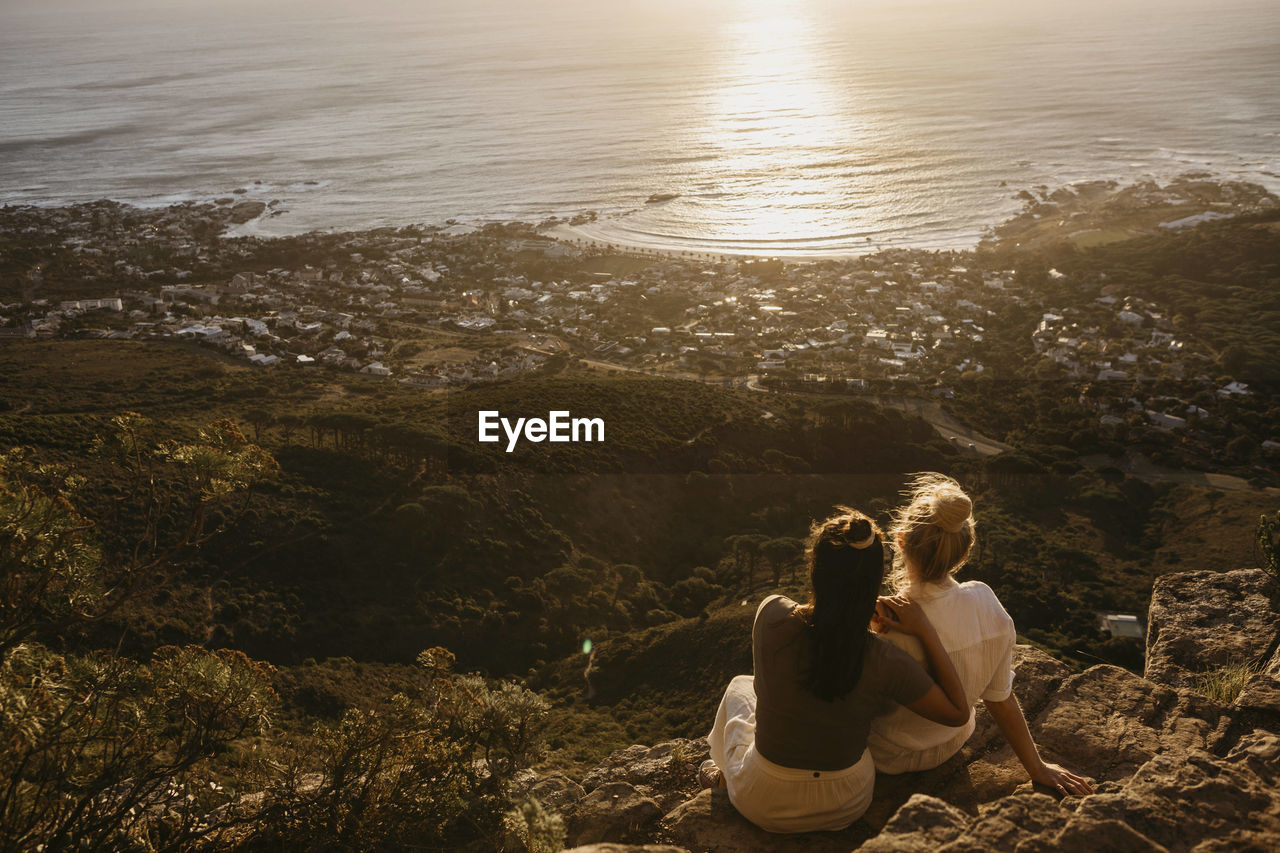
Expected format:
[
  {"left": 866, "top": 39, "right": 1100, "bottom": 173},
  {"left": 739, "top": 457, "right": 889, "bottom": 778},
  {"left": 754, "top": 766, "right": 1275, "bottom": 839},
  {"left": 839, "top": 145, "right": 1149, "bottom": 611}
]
[{"left": 2, "top": 341, "right": 1272, "bottom": 771}]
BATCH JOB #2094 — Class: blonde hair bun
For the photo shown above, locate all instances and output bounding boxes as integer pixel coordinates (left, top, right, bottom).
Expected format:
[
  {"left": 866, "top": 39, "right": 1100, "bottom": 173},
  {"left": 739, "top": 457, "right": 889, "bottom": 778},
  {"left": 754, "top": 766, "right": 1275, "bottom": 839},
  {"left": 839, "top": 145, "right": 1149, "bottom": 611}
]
[
  {"left": 931, "top": 488, "right": 973, "bottom": 534},
  {"left": 888, "top": 473, "right": 977, "bottom": 586}
]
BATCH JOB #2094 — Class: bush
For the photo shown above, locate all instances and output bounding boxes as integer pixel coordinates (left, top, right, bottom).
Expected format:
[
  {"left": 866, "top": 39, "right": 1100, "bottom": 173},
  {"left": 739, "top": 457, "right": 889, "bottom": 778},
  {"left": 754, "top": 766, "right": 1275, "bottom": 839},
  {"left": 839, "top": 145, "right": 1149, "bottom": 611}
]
[
  {"left": 0, "top": 644, "right": 274, "bottom": 853},
  {"left": 230, "top": 648, "right": 551, "bottom": 852}
]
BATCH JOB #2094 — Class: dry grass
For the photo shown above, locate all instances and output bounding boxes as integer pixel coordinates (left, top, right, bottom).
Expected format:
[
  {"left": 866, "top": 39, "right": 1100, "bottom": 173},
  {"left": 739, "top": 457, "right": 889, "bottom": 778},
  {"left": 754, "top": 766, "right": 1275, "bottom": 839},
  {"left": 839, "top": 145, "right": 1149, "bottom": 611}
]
[{"left": 1192, "top": 660, "right": 1259, "bottom": 705}]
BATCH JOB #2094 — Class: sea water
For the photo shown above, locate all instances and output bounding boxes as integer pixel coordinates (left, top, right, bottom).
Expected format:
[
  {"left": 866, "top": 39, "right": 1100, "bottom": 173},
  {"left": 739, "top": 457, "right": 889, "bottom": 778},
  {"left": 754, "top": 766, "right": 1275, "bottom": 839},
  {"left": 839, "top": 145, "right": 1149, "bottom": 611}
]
[{"left": 1, "top": 0, "right": 1277, "bottom": 256}]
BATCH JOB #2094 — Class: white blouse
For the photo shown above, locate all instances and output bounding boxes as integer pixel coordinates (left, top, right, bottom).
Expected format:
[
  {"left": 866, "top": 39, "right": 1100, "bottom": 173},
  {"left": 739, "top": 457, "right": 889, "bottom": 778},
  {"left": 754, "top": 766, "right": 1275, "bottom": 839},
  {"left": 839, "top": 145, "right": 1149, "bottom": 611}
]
[{"left": 866, "top": 576, "right": 1017, "bottom": 774}]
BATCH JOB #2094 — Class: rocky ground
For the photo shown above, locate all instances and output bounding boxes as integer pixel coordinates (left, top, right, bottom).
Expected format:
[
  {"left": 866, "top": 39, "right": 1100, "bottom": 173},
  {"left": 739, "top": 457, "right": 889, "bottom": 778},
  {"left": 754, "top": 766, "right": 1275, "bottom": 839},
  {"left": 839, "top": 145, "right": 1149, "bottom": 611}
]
[{"left": 525, "top": 568, "right": 1280, "bottom": 852}]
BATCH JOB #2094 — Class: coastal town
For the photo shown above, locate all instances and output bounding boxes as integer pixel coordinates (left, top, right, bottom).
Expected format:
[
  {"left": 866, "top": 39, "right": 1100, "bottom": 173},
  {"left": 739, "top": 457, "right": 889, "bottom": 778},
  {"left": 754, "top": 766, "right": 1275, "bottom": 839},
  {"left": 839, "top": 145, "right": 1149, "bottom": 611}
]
[{"left": 2, "top": 175, "right": 1276, "bottom": 481}]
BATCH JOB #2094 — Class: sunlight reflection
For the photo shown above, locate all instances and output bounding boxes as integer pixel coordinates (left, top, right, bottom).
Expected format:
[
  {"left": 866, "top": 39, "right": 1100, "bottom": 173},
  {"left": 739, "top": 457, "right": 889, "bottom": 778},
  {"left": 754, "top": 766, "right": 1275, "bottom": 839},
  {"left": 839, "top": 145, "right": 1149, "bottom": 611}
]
[{"left": 697, "top": 9, "right": 865, "bottom": 240}]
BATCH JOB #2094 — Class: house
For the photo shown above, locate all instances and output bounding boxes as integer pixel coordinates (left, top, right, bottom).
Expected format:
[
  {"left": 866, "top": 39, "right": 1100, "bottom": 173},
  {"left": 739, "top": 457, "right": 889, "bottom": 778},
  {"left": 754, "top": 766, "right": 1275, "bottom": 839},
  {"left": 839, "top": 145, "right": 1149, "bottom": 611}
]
[
  {"left": 1218, "top": 381, "right": 1251, "bottom": 398},
  {"left": 1146, "top": 410, "right": 1186, "bottom": 431},
  {"left": 361, "top": 361, "right": 392, "bottom": 376},
  {"left": 60, "top": 298, "right": 124, "bottom": 312},
  {"left": 406, "top": 372, "right": 447, "bottom": 387},
  {"left": 1097, "top": 613, "right": 1145, "bottom": 639},
  {"left": 864, "top": 329, "right": 891, "bottom": 349}
]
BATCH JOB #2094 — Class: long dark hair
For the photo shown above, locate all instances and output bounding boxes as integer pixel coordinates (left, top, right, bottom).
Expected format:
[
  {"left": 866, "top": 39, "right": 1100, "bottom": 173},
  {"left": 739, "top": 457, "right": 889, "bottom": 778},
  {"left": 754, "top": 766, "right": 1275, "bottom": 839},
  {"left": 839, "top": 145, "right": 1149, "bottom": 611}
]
[{"left": 795, "top": 507, "right": 884, "bottom": 702}]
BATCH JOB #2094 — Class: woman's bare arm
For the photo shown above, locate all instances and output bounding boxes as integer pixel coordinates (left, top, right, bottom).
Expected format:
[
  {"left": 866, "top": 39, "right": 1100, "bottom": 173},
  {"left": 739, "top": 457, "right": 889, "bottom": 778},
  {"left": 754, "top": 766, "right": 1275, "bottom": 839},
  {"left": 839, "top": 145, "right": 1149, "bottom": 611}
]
[
  {"left": 879, "top": 594, "right": 970, "bottom": 727},
  {"left": 983, "top": 694, "right": 1093, "bottom": 795}
]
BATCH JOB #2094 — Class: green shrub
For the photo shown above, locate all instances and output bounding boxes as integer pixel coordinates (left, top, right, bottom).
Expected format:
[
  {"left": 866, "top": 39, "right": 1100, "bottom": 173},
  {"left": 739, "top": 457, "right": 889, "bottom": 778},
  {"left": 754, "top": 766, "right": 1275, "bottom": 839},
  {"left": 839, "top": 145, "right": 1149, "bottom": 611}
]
[{"left": 230, "top": 647, "right": 550, "bottom": 852}]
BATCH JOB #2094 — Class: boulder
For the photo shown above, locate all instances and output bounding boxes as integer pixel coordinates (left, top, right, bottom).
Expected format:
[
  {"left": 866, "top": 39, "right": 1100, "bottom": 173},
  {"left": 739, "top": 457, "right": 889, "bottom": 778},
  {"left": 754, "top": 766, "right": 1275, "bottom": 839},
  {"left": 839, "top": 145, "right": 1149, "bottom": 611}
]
[
  {"left": 513, "top": 769, "right": 586, "bottom": 811},
  {"left": 582, "top": 739, "right": 708, "bottom": 791},
  {"left": 1145, "top": 568, "right": 1279, "bottom": 690},
  {"left": 1237, "top": 644, "right": 1280, "bottom": 714},
  {"left": 580, "top": 738, "right": 708, "bottom": 812},
  {"left": 565, "top": 840, "right": 691, "bottom": 845},
  {"left": 937, "top": 793, "right": 1070, "bottom": 852},
  {"left": 1030, "top": 663, "right": 1231, "bottom": 782},
  {"left": 857, "top": 794, "right": 968, "bottom": 852},
  {"left": 1061, "top": 731, "right": 1280, "bottom": 851},
  {"left": 564, "top": 781, "right": 663, "bottom": 847},
  {"left": 228, "top": 201, "right": 267, "bottom": 224}
]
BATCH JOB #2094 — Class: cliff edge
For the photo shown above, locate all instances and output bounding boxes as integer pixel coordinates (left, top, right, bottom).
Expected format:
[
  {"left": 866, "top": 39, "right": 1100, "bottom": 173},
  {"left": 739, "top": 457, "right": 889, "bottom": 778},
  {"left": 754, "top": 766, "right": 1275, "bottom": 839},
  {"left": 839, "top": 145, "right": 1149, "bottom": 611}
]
[{"left": 526, "top": 568, "right": 1280, "bottom": 852}]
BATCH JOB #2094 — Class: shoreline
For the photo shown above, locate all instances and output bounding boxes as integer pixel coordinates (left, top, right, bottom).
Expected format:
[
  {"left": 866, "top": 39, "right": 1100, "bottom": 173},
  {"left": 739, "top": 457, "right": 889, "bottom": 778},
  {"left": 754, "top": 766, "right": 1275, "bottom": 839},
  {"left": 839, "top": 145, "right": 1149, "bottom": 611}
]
[
  {"left": 542, "top": 219, "right": 991, "bottom": 262},
  {"left": 3, "top": 172, "right": 1277, "bottom": 263}
]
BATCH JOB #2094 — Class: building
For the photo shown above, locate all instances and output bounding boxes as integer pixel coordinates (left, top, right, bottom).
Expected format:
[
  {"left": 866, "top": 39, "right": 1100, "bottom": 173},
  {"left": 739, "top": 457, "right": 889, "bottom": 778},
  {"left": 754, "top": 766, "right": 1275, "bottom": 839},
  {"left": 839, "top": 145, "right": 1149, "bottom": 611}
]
[{"left": 1097, "top": 613, "right": 1146, "bottom": 639}]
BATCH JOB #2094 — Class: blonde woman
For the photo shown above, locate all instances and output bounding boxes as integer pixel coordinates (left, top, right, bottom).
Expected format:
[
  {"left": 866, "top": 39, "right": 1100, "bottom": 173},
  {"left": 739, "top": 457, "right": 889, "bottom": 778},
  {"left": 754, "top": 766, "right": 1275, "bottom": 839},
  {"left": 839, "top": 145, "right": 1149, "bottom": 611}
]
[
  {"left": 700, "top": 508, "right": 973, "bottom": 833},
  {"left": 866, "top": 473, "right": 1093, "bottom": 797}
]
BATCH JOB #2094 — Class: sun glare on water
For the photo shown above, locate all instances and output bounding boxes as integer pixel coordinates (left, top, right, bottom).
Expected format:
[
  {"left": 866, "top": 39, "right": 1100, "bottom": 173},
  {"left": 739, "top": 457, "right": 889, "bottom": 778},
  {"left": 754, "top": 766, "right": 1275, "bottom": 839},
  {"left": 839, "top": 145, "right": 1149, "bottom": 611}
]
[{"left": 693, "top": 6, "right": 873, "bottom": 243}]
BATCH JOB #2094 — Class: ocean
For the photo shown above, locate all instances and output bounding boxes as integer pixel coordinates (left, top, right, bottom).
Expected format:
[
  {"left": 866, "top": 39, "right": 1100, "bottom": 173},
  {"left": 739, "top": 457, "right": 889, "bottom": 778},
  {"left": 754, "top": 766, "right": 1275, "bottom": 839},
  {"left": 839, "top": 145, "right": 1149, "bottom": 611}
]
[{"left": 2, "top": 0, "right": 1278, "bottom": 257}]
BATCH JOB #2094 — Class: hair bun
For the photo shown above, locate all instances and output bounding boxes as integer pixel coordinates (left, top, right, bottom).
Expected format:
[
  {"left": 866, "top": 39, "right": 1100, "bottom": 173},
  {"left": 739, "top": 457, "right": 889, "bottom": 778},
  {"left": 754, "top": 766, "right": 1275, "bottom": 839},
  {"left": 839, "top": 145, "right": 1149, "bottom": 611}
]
[
  {"left": 843, "top": 517, "right": 877, "bottom": 549},
  {"left": 812, "top": 507, "right": 881, "bottom": 550},
  {"left": 931, "top": 489, "right": 972, "bottom": 534}
]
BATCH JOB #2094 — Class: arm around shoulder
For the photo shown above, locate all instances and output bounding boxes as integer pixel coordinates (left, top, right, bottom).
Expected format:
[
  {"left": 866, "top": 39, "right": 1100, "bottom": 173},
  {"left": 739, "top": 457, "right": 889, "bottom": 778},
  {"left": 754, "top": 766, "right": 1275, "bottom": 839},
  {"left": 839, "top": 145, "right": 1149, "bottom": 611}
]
[
  {"left": 877, "top": 595, "right": 971, "bottom": 727},
  {"left": 907, "top": 684, "right": 972, "bottom": 727}
]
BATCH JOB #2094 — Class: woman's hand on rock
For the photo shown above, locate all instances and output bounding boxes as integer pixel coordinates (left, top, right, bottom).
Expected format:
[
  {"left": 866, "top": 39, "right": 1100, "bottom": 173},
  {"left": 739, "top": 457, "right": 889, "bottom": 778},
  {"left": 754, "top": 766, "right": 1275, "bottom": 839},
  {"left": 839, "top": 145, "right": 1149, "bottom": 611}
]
[{"left": 1029, "top": 761, "right": 1094, "bottom": 796}]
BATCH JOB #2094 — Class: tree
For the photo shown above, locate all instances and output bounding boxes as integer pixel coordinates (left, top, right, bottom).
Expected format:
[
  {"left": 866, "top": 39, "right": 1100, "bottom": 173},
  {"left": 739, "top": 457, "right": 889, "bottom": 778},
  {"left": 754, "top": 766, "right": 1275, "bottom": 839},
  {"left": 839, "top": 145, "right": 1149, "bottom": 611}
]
[
  {"left": 244, "top": 407, "right": 274, "bottom": 442},
  {"left": 736, "top": 534, "right": 769, "bottom": 590},
  {"left": 1257, "top": 511, "right": 1280, "bottom": 585},
  {"left": 276, "top": 412, "right": 305, "bottom": 445},
  {"left": 761, "top": 537, "right": 803, "bottom": 585},
  {"left": 1218, "top": 343, "right": 1252, "bottom": 378}
]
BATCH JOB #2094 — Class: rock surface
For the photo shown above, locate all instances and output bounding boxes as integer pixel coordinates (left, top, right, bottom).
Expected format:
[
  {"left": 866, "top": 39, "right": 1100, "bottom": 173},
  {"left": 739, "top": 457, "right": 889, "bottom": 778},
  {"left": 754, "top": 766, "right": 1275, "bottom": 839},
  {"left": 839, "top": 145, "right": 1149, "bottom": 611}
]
[
  {"left": 563, "top": 782, "right": 663, "bottom": 847},
  {"left": 1145, "top": 568, "right": 1278, "bottom": 689},
  {"left": 228, "top": 200, "right": 268, "bottom": 223},
  {"left": 533, "top": 569, "right": 1280, "bottom": 851},
  {"left": 1237, "top": 641, "right": 1280, "bottom": 714},
  {"left": 563, "top": 840, "right": 691, "bottom": 845},
  {"left": 857, "top": 794, "right": 968, "bottom": 852}
]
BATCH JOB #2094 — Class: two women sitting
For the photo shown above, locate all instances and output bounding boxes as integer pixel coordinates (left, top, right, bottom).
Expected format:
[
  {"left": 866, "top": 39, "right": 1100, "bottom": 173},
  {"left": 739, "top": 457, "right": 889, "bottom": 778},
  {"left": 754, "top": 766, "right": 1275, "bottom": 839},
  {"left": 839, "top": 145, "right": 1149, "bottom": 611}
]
[{"left": 700, "top": 473, "right": 1092, "bottom": 833}]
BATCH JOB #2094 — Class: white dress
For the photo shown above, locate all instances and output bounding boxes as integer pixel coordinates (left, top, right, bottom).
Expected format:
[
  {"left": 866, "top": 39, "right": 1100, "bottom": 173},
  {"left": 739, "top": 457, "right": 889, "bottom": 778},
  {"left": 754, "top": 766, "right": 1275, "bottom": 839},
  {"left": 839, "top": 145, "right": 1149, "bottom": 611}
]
[
  {"left": 866, "top": 577, "right": 1017, "bottom": 774},
  {"left": 708, "top": 675, "right": 876, "bottom": 833}
]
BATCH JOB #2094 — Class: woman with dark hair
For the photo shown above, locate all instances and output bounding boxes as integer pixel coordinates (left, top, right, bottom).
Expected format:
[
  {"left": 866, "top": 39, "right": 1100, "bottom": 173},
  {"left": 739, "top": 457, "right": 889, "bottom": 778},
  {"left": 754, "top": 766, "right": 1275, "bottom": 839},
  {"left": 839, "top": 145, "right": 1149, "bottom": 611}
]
[{"left": 699, "top": 507, "right": 972, "bottom": 833}]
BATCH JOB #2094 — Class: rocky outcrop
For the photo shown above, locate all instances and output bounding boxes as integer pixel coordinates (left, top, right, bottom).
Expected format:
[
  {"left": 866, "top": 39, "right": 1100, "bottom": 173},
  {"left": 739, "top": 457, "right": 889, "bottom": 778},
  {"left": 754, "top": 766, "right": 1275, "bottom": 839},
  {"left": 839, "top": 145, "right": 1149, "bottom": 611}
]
[
  {"left": 227, "top": 200, "right": 268, "bottom": 224},
  {"left": 857, "top": 794, "right": 968, "bottom": 852},
  {"left": 565, "top": 840, "right": 691, "bottom": 845},
  {"left": 1146, "top": 568, "right": 1278, "bottom": 689},
  {"left": 566, "top": 783, "right": 663, "bottom": 847},
  {"left": 544, "top": 739, "right": 708, "bottom": 847},
  {"left": 534, "top": 568, "right": 1280, "bottom": 851}
]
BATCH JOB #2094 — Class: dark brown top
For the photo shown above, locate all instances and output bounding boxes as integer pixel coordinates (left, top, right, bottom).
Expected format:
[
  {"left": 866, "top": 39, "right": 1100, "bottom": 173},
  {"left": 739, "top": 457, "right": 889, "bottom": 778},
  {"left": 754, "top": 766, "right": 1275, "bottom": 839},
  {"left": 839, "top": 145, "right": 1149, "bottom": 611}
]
[{"left": 752, "top": 594, "right": 935, "bottom": 771}]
